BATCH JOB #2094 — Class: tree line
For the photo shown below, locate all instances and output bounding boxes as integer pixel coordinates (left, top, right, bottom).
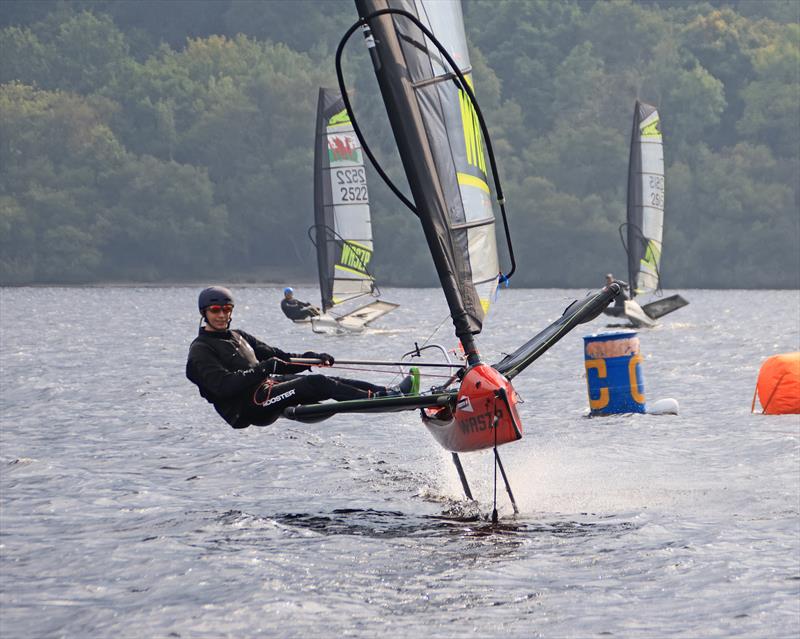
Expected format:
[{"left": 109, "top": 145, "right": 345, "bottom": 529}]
[{"left": 1, "top": 0, "right": 797, "bottom": 288}]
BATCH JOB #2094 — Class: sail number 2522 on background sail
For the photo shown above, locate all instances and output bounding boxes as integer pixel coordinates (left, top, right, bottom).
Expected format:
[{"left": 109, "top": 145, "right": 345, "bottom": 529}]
[
  {"left": 648, "top": 175, "right": 664, "bottom": 208},
  {"left": 332, "top": 168, "right": 368, "bottom": 204}
]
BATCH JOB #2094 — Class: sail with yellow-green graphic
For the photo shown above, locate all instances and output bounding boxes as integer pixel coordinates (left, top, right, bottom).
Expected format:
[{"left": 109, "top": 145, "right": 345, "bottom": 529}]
[
  {"left": 626, "top": 100, "right": 665, "bottom": 297},
  {"left": 355, "top": 0, "right": 500, "bottom": 340},
  {"left": 313, "top": 87, "right": 380, "bottom": 314},
  {"left": 285, "top": 0, "right": 628, "bottom": 468},
  {"left": 311, "top": 87, "right": 397, "bottom": 332}
]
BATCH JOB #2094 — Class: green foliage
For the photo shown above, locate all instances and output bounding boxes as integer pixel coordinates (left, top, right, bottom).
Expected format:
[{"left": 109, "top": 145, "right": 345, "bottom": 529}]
[
  {"left": 583, "top": 0, "right": 667, "bottom": 71},
  {"left": 0, "top": 9, "right": 130, "bottom": 94},
  {"left": 223, "top": 0, "right": 353, "bottom": 60},
  {"left": 669, "top": 142, "right": 799, "bottom": 288},
  {"left": 0, "top": 0, "right": 797, "bottom": 289},
  {"left": 0, "top": 81, "right": 224, "bottom": 282},
  {"left": 465, "top": 0, "right": 584, "bottom": 131},
  {"left": 0, "top": 25, "right": 50, "bottom": 86},
  {"left": 505, "top": 175, "right": 622, "bottom": 286},
  {"left": 0, "top": 195, "right": 36, "bottom": 284},
  {"left": 738, "top": 24, "right": 800, "bottom": 157}
]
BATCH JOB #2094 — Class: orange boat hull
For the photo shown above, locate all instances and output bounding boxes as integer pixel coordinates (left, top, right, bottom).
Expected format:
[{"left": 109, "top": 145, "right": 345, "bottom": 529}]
[{"left": 422, "top": 364, "right": 522, "bottom": 452}]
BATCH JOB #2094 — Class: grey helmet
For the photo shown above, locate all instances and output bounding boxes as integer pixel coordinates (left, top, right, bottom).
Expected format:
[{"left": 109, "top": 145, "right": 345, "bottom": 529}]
[{"left": 198, "top": 286, "right": 234, "bottom": 311}]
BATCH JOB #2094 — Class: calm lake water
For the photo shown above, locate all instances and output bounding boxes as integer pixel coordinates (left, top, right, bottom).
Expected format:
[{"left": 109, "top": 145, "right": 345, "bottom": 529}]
[{"left": 1, "top": 286, "right": 798, "bottom": 638}]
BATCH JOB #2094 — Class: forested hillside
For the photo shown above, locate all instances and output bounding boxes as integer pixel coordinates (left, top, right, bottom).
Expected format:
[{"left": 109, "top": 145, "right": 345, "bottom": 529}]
[{"left": 1, "top": 0, "right": 797, "bottom": 287}]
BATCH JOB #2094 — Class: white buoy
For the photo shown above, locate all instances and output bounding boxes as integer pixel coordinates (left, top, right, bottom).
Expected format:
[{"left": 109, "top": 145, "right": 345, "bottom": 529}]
[{"left": 646, "top": 398, "right": 679, "bottom": 415}]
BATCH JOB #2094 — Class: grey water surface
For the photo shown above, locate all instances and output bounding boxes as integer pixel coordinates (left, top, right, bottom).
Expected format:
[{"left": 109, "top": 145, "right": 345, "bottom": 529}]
[{"left": 1, "top": 286, "right": 798, "bottom": 638}]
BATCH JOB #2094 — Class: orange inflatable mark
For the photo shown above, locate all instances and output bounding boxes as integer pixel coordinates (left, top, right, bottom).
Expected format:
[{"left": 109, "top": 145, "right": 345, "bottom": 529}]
[{"left": 753, "top": 352, "right": 800, "bottom": 415}]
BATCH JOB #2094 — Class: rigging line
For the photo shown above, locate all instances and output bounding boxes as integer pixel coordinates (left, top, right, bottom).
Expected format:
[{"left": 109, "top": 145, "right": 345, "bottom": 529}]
[
  {"left": 253, "top": 359, "right": 450, "bottom": 390},
  {"left": 327, "top": 364, "right": 453, "bottom": 380},
  {"left": 288, "top": 357, "right": 458, "bottom": 379},
  {"left": 335, "top": 19, "right": 418, "bottom": 215},
  {"left": 337, "top": 8, "right": 517, "bottom": 279},
  {"left": 419, "top": 313, "right": 452, "bottom": 348},
  {"left": 316, "top": 358, "right": 464, "bottom": 368},
  {"left": 491, "top": 394, "right": 499, "bottom": 525}
]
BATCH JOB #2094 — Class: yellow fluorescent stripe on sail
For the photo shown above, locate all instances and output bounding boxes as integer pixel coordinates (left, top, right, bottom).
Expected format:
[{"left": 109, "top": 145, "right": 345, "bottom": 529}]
[
  {"left": 457, "top": 172, "right": 490, "bottom": 193},
  {"left": 339, "top": 241, "right": 372, "bottom": 273},
  {"left": 640, "top": 116, "right": 662, "bottom": 140},
  {"left": 480, "top": 297, "right": 491, "bottom": 314},
  {"left": 328, "top": 108, "right": 351, "bottom": 127},
  {"left": 459, "top": 76, "right": 486, "bottom": 174},
  {"left": 460, "top": 90, "right": 475, "bottom": 167},
  {"left": 342, "top": 239, "right": 371, "bottom": 251},
  {"left": 640, "top": 240, "right": 662, "bottom": 271}
]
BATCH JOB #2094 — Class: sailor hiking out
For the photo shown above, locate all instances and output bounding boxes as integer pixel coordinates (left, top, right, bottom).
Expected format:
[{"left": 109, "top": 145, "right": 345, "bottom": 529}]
[{"left": 187, "top": 286, "right": 417, "bottom": 428}]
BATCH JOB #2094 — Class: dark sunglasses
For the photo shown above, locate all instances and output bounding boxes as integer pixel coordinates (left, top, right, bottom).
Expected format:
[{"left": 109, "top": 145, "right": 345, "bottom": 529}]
[{"left": 206, "top": 304, "right": 234, "bottom": 314}]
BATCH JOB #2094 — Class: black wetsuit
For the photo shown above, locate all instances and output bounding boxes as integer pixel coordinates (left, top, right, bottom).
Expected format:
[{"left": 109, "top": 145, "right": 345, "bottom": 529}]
[
  {"left": 281, "top": 298, "right": 319, "bottom": 320},
  {"left": 186, "top": 328, "right": 385, "bottom": 428}
]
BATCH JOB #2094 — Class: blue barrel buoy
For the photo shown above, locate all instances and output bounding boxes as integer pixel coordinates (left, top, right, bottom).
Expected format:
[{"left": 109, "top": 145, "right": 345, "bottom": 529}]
[{"left": 583, "top": 331, "right": 645, "bottom": 415}]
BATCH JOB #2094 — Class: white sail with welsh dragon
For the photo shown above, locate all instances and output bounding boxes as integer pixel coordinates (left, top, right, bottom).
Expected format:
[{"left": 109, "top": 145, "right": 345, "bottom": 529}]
[{"left": 311, "top": 86, "right": 397, "bottom": 334}]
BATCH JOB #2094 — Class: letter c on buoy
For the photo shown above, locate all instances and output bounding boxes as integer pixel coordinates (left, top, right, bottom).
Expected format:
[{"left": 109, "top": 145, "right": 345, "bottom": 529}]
[
  {"left": 628, "top": 354, "right": 645, "bottom": 404},
  {"left": 585, "top": 359, "right": 609, "bottom": 410}
]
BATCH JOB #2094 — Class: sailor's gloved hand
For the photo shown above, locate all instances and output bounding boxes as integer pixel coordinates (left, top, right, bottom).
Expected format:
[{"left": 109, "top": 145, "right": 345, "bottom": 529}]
[
  {"left": 303, "top": 351, "right": 334, "bottom": 366},
  {"left": 255, "top": 358, "right": 282, "bottom": 376}
]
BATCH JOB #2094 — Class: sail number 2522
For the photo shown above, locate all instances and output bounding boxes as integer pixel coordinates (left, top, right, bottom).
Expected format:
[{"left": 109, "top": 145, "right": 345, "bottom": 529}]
[
  {"left": 334, "top": 168, "right": 368, "bottom": 203},
  {"left": 648, "top": 175, "right": 664, "bottom": 209}
]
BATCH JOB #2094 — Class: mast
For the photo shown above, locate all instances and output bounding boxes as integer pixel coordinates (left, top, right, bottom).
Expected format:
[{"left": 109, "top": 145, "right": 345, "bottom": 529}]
[
  {"left": 313, "top": 88, "right": 333, "bottom": 312},
  {"left": 355, "top": 0, "right": 499, "bottom": 364},
  {"left": 626, "top": 100, "right": 664, "bottom": 298}
]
